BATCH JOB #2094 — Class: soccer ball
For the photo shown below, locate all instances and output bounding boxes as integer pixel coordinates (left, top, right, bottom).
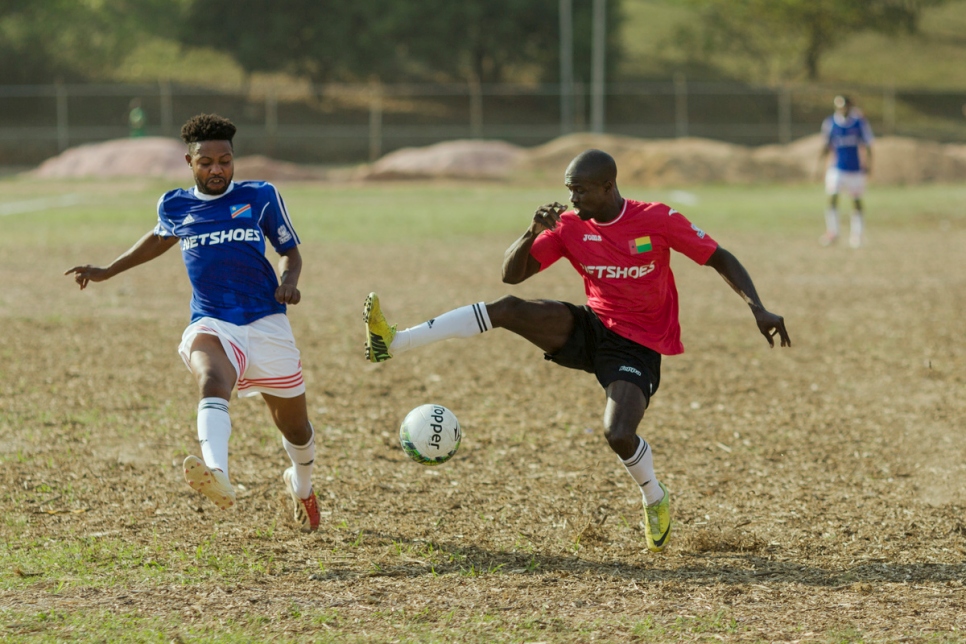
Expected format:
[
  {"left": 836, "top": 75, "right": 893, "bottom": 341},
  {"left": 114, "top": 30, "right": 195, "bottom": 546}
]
[{"left": 399, "top": 404, "right": 462, "bottom": 466}]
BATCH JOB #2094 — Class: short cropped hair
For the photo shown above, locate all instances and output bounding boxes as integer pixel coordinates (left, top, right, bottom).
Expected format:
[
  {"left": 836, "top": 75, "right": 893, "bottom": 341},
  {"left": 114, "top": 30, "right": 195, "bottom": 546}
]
[
  {"left": 180, "top": 114, "right": 237, "bottom": 146},
  {"left": 567, "top": 149, "right": 618, "bottom": 184}
]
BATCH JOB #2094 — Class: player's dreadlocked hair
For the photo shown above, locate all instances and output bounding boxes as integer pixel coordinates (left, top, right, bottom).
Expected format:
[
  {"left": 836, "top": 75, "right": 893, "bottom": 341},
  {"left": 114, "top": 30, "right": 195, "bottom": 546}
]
[{"left": 180, "top": 113, "right": 236, "bottom": 146}]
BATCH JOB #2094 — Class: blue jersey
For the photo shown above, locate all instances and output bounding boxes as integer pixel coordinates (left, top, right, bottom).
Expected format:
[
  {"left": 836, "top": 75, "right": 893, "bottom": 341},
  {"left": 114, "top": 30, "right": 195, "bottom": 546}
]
[
  {"left": 154, "top": 181, "right": 300, "bottom": 325},
  {"left": 822, "top": 111, "right": 874, "bottom": 172}
]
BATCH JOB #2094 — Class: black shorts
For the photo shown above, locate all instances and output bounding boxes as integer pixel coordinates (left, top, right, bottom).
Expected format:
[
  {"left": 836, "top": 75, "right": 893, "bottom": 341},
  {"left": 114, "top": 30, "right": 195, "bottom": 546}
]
[{"left": 545, "top": 303, "right": 662, "bottom": 402}]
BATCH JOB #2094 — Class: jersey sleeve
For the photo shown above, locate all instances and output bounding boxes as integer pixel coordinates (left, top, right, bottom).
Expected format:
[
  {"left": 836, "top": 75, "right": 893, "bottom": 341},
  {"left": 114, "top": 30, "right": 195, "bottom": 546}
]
[
  {"left": 821, "top": 117, "right": 833, "bottom": 145},
  {"left": 665, "top": 208, "right": 718, "bottom": 265},
  {"left": 528, "top": 228, "right": 565, "bottom": 271},
  {"left": 258, "top": 183, "right": 300, "bottom": 253},
  {"left": 153, "top": 194, "right": 176, "bottom": 238}
]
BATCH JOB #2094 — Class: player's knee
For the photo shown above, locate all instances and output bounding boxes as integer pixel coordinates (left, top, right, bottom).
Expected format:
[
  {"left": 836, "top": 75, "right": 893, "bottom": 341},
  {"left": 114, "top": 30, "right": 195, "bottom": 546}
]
[
  {"left": 485, "top": 295, "right": 525, "bottom": 327},
  {"left": 194, "top": 370, "right": 233, "bottom": 400},
  {"left": 603, "top": 422, "right": 637, "bottom": 456}
]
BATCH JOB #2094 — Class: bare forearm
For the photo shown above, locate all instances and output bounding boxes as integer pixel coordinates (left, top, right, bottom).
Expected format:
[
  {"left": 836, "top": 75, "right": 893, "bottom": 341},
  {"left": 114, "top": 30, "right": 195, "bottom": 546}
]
[
  {"left": 706, "top": 246, "right": 764, "bottom": 311},
  {"left": 278, "top": 249, "right": 302, "bottom": 288},
  {"left": 106, "top": 231, "right": 175, "bottom": 277},
  {"left": 502, "top": 230, "right": 540, "bottom": 284}
]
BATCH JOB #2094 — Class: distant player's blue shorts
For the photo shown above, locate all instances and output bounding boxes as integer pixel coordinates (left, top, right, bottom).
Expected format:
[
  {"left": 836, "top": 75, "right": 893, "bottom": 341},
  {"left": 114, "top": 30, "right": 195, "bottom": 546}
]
[
  {"left": 178, "top": 314, "right": 305, "bottom": 399},
  {"left": 825, "top": 168, "right": 866, "bottom": 197},
  {"left": 544, "top": 303, "right": 661, "bottom": 404}
]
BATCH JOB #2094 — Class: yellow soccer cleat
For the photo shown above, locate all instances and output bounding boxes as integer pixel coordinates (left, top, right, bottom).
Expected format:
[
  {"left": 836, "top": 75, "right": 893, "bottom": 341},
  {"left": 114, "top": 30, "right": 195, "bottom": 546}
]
[
  {"left": 183, "top": 455, "right": 236, "bottom": 510},
  {"left": 643, "top": 481, "right": 671, "bottom": 553},
  {"left": 363, "top": 292, "right": 397, "bottom": 363}
]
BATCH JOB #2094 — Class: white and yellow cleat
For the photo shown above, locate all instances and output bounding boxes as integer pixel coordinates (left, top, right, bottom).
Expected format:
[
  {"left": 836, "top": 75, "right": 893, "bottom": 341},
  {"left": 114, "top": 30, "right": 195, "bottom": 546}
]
[
  {"left": 363, "top": 292, "right": 397, "bottom": 363},
  {"left": 643, "top": 481, "right": 671, "bottom": 553},
  {"left": 183, "top": 455, "right": 236, "bottom": 510}
]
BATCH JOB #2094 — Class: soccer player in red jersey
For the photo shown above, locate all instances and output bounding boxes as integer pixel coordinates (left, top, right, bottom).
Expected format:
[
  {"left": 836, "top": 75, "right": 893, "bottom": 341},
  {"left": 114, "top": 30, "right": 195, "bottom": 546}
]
[{"left": 364, "top": 149, "right": 790, "bottom": 553}]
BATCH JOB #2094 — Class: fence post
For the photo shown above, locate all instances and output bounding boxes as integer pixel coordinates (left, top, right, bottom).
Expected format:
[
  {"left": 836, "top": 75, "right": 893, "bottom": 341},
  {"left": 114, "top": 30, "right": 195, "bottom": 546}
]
[
  {"left": 590, "top": 0, "right": 606, "bottom": 133},
  {"left": 56, "top": 83, "right": 69, "bottom": 151},
  {"left": 778, "top": 85, "right": 791, "bottom": 144},
  {"left": 559, "top": 0, "right": 574, "bottom": 135},
  {"left": 369, "top": 81, "right": 383, "bottom": 162},
  {"left": 469, "top": 74, "right": 483, "bottom": 138},
  {"left": 883, "top": 84, "right": 896, "bottom": 136},
  {"left": 574, "top": 80, "right": 586, "bottom": 131},
  {"left": 265, "top": 84, "right": 278, "bottom": 157},
  {"left": 674, "top": 73, "right": 688, "bottom": 138},
  {"left": 159, "top": 79, "right": 173, "bottom": 136}
]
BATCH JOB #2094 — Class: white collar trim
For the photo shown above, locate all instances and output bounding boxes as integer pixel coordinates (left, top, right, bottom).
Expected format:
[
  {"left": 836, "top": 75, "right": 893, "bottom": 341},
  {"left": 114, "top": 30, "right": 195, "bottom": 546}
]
[
  {"left": 595, "top": 199, "right": 627, "bottom": 227},
  {"left": 192, "top": 181, "right": 235, "bottom": 201}
]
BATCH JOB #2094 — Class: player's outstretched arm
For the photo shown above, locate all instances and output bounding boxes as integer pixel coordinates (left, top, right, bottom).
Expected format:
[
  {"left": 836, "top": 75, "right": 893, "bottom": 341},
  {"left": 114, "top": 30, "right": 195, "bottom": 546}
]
[
  {"left": 704, "top": 246, "right": 791, "bottom": 348},
  {"left": 502, "top": 202, "right": 566, "bottom": 284},
  {"left": 275, "top": 246, "right": 302, "bottom": 305},
  {"left": 64, "top": 230, "right": 178, "bottom": 290}
]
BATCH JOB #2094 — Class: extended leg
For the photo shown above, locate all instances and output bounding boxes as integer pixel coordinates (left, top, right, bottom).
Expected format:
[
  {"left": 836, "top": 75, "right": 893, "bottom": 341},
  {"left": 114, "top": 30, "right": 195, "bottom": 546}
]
[
  {"left": 184, "top": 333, "right": 237, "bottom": 509},
  {"left": 366, "top": 293, "right": 575, "bottom": 361},
  {"left": 263, "top": 392, "right": 319, "bottom": 532},
  {"left": 604, "top": 380, "right": 671, "bottom": 552}
]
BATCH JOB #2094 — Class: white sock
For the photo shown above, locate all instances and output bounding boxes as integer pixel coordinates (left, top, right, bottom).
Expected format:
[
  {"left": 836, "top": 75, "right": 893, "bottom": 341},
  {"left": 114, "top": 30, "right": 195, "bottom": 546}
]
[
  {"left": 390, "top": 302, "right": 492, "bottom": 354},
  {"left": 621, "top": 437, "right": 664, "bottom": 506},
  {"left": 851, "top": 211, "right": 863, "bottom": 239},
  {"left": 198, "top": 397, "right": 231, "bottom": 478},
  {"left": 825, "top": 208, "right": 839, "bottom": 237},
  {"left": 283, "top": 425, "right": 316, "bottom": 499}
]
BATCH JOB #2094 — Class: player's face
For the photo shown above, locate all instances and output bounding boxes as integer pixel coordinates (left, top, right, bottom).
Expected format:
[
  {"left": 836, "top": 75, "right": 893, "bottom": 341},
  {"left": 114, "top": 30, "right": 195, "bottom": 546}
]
[
  {"left": 187, "top": 140, "right": 234, "bottom": 195},
  {"left": 565, "top": 173, "right": 610, "bottom": 221}
]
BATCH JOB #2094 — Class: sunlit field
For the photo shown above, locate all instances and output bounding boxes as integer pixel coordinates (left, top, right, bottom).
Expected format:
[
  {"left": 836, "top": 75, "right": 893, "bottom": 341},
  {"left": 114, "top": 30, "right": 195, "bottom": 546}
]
[{"left": 2, "top": 178, "right": 965, "bottom": 642}]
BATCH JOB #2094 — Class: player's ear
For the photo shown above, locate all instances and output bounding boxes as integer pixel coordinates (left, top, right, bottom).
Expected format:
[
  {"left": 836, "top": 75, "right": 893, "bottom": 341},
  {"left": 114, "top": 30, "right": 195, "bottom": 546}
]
[{"left": 185, "top": 153, "right": 192, "bottom": 166}]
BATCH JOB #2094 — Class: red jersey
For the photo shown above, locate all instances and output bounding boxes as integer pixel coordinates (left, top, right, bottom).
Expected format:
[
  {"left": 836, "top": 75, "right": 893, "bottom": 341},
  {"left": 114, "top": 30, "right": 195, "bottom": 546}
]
[{"left": 529, "top": 199, "right": 718, "bottom": 355}]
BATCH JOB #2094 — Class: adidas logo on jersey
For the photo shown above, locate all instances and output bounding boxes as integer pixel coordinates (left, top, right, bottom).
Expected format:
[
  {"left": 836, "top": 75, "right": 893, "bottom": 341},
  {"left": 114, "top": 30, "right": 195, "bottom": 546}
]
[{"left": 182, "top": 214, "right": 196, "bottom": 225}]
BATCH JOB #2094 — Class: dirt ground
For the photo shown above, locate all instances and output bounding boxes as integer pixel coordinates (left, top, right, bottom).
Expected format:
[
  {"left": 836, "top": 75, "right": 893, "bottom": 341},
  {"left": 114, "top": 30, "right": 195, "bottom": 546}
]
[{"left": 1, "top": 216, "right": 966, "bottom": 641}]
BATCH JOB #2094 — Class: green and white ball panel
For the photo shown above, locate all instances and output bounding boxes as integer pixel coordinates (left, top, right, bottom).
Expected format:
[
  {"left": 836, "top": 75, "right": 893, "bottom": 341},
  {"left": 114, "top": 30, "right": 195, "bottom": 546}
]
[{"left": 399, "top": 404, "right": 461, "bottom": 466}]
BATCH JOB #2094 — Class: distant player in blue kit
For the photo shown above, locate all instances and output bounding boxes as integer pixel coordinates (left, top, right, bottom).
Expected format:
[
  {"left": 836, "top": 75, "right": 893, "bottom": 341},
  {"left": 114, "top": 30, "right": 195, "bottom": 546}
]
[
  {"left": 819, "top": 95, "right": 874, "bottom": 248},
  {"left": 65, "top": 114, "right": 321, "bottom": 532}
]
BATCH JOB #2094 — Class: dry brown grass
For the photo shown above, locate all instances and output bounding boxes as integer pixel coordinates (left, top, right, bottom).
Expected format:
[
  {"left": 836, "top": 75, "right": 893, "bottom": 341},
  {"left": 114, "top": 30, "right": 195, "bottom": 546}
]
[{"left": 1, "top": 219, "right": 965, "bottom": 641}]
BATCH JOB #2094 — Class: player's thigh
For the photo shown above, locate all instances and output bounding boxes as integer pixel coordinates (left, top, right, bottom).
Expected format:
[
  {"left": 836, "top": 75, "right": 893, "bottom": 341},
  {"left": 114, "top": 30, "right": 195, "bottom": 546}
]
[
  {"left": 486, "top": 296, "right": 574, "bottom": 354},
  {"left": 188, "top": 333, "right": 237, "bottom": 396}
]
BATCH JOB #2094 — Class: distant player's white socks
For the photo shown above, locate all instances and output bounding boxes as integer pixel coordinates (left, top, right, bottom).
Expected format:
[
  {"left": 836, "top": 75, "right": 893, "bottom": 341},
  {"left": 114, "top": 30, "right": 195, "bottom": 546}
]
[
  {"left": 850, "top": 211, "right": 863, "bottom": 240},
  {"left": 390, "top": 302, "right": 492, "bottom": 354},
  {"left": 825, "top": 207, "right": 840, "bottom": 237},
  {"left": 197, "top": 397, "right": 231, "bottom": 478},
  {"left": 622, "top": 437, "right": 664, "bottom": 506},
  {"left": 283, "top": 425, "right": 316, "bottom": 499}
]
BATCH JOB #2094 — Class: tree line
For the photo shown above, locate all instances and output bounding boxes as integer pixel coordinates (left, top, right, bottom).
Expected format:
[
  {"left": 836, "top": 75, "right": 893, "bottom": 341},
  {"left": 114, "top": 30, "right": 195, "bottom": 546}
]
[{"left": 0, "top": 0, "right": 945, "bottom": 86}]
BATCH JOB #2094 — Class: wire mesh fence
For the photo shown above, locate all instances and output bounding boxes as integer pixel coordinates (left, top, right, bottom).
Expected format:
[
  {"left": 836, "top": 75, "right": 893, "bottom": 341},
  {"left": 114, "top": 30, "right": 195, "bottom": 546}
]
[{"left": 1, "top": 80, "right": 964, "bottom": 166}]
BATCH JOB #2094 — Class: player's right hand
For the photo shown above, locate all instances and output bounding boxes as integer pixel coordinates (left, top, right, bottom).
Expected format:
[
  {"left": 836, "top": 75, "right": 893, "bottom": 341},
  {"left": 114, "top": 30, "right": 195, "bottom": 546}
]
[
  {"left": 64, "top": 265, "right": 110, "bottom": 290},
  {"left": 531, "top": 202, "right": 567, "bottom": 234}
]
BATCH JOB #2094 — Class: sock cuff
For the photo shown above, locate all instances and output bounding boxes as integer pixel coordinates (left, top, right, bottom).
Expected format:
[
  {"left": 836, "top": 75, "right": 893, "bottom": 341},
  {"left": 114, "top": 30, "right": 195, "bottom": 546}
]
[
  {"left": 199, "top": 397, "right": 229, "bottom": 413},
  {"left": 283, "top": 425, "right": 315, "bottom": 451},
  {"left": 621, "top": 436, "right": 648, "bottom": 467},
  {"left": 472, "top": 302, "right": 491, "bottom": 333}
]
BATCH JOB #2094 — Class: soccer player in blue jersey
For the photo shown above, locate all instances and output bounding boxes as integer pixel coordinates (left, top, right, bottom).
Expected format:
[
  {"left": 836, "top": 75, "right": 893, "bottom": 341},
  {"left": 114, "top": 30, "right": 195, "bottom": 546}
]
[
  {"left": 819, "top": 95, "right": 874, "bottom": 248},
  {"left": 65, "top": 114, "right": 321, "bottom": 532}
]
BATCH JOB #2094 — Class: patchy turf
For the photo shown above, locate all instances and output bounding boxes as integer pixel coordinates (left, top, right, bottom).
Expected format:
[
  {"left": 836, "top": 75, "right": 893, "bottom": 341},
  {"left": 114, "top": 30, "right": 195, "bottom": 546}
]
[{"left": 1, "top": 182, "right": 965, "bottom": 642}]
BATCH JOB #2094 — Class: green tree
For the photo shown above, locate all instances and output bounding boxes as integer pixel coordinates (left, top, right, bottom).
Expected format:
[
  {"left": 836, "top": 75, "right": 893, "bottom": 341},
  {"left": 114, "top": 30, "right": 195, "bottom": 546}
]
[
  {"left": 680, "top": 0, "right": 947, "bottom": 81},
  {"left": 174, "top": 0, "right": 621, "bottom": 84},
  {"left": 0, "top": 0, "right": 177, "bottom": 83}
]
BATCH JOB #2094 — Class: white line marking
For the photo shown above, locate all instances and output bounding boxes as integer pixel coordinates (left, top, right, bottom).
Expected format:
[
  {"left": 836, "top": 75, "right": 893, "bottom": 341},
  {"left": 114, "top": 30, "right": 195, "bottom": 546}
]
[{"left": 0, "top": 193, "right": 84, "bottom": 216}]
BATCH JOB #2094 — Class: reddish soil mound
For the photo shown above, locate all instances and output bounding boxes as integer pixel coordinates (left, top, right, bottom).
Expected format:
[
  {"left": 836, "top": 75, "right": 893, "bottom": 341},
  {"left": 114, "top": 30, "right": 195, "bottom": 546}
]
[
  {"left": 27, "top": 138, "right": 328, "bottom": 183},
  {"left": 360, "top": 139, "right": 526, "bottom": 180},
  {"left": 30, "top": 137, "right": 188, "bottom": 179}
]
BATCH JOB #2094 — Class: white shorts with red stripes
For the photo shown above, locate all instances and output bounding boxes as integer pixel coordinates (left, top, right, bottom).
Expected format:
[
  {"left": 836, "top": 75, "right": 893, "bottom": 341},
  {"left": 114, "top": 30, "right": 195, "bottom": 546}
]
[{"left": 178, "top": 314, "right": 306, "bottom": 399}]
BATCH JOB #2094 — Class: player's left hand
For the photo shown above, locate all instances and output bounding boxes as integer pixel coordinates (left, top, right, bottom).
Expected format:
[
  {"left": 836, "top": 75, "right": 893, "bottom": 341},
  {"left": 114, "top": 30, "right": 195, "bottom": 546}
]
[
  {"left": 275, "top": 284, "right": 301, "bottom": 305},
  {"left": 754, "top": 309, "right": 791, "bottom": 348}
]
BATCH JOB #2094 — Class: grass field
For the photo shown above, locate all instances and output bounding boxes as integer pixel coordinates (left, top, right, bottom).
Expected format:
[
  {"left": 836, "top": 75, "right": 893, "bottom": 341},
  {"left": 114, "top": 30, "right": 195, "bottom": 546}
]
[{"left": 2, "top": 177, "right": 966, "bottom": 642}]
